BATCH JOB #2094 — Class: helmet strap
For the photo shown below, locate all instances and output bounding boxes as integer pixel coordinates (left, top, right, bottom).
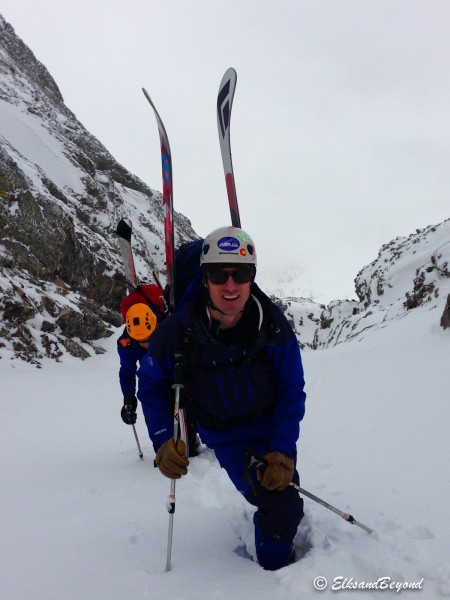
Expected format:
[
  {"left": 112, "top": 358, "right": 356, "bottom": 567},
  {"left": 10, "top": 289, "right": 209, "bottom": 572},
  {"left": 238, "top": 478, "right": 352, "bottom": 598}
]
[{"left": 207, "top": 298, "right": 244, "bottom": 316}]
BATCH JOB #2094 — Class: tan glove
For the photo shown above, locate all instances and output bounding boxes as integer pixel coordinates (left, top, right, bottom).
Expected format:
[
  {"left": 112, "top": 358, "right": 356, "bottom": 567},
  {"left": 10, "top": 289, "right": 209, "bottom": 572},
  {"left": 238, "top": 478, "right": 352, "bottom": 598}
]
[
  {"left": 155, "top": 438, "right": 189, "bottom": 479},
  {"left": 257, "top": 451, "right": 294, "bottom": 491}
]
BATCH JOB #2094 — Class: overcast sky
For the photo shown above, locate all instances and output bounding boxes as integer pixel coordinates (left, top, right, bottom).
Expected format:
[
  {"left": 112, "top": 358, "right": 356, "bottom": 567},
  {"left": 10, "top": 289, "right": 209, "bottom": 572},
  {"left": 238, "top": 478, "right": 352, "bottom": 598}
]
[{"left": 2, "top": 0, "right": 450, "bottom": 302}]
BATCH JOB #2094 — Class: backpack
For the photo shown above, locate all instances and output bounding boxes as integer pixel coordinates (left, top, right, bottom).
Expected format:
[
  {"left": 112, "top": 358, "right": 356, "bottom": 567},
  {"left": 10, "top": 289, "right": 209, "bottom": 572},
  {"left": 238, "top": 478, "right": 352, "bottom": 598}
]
[
  {"left": 120, "top": 284, "right": 166, "bottom": 319},
  {"left": 164, "top": 238, "right": 204, "bottom": 311}
]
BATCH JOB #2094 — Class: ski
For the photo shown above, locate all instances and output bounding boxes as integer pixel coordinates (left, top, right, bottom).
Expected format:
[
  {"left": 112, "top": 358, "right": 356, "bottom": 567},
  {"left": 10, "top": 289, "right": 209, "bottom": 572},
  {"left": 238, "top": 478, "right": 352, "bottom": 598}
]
[
  {"left": 142, "top": 87, "right": 176, "bottom": 313},
  {"left": 116, "top": 217, "right": 138, "bottom": 292},
  {"left": 116, "top": 218, "right": 164, "bottom": 311},
  {"left": 217, "top": 67, "right": 241, "bottom": 228}
]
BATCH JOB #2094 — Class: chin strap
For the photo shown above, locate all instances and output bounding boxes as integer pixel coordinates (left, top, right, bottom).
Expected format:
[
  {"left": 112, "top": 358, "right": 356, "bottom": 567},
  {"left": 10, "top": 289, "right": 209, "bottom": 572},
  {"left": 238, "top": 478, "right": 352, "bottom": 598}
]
[
  {"left": 207, "top": 299, "right": 227, "bottom": 316},
  {"left": 206, "top": 293, "right": 263, "bottom": 327},
  {"left": 206, "top": 298, "right": 244, "bottom": 316}
]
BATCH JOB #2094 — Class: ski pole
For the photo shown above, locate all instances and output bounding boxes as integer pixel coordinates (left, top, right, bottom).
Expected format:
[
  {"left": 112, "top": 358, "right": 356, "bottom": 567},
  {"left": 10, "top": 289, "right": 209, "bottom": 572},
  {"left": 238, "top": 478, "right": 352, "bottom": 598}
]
[
  {"left": 131, "top": 423, "right": 144, "bottom": 460},
  {"left": 290, "top": 482, "right": 373, "bottom": 533},
  {"left": 165, "top": 354, "right": 186, "bottom": 572},
  {"left": 245, "top": 451, "right": 374, "bottom": 535}
]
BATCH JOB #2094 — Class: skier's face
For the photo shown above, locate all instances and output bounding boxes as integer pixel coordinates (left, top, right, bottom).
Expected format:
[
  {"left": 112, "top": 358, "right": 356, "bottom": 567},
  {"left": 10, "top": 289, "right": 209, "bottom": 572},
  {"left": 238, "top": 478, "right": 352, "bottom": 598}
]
[{"left": 206, "top": 267, "right": 251, "bottom": 324}]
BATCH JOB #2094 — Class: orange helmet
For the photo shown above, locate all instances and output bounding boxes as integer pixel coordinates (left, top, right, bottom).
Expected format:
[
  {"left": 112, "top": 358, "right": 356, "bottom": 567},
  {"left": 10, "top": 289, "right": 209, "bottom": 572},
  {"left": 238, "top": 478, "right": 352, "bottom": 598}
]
[{"left": 125, "top": 303, "right": 157, "bottom": 341}]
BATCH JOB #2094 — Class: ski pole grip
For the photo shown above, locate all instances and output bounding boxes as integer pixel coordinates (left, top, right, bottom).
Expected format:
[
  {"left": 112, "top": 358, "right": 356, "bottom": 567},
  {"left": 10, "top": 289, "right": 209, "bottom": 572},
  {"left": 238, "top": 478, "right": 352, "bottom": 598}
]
[
  {"left": 172, "top": 353, "right": 186, "bottom": 388},
  {"left": 244, "top": 450, "right": 267, "bottom": 473}
]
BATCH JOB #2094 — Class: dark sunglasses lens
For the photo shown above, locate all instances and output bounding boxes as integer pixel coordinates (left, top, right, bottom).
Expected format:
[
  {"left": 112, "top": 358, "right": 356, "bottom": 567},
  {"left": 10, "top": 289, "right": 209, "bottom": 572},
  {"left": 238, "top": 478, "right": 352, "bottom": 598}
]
[
  {"left": 208, "top": 271, "right": 228, "bottom": 284},
  {"left": 232, "top": 269, "right": 252, "bottom": 283},
  {"left": 208, "top": 268, "right": 252, "bottom": 284}
]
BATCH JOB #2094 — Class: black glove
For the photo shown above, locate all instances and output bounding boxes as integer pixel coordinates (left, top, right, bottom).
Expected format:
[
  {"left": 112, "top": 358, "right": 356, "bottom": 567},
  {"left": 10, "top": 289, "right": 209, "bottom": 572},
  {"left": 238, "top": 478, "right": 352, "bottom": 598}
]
[{"left": 121, "top": 394, "right": 137, "bottom": 425}]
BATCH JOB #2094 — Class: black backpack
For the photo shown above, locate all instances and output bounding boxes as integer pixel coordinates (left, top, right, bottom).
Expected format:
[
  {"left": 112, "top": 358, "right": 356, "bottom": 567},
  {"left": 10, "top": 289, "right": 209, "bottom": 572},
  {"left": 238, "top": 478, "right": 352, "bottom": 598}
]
[{"left": 164, "top": 238, "right": 204, "bottom": 310}]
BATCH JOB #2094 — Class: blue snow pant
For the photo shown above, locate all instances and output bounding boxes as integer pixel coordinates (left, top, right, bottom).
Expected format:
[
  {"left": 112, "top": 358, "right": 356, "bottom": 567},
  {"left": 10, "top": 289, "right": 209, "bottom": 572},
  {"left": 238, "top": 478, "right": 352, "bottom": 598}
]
[
  {"left": 247, "top": 470, "right": 304, "bottom": 570},
  {"left": 213, "top": 441, "right": 304, "bottom": 571}
]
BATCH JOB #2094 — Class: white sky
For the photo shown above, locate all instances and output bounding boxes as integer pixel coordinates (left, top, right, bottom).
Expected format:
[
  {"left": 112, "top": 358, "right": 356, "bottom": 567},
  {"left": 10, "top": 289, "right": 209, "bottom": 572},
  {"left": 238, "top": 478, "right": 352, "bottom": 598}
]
[{"left": 2, "top": 0, "right": 450, "bottom": 302}]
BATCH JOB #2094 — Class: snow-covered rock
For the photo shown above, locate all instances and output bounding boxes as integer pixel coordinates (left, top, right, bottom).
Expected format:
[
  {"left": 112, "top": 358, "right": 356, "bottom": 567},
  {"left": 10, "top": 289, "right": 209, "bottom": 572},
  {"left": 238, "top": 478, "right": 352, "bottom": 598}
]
[
  {"left": 0, "top": 14, "right": 196, "bottom": 365},
  {"left": 279, "top": 218, "right": 450, "bottom": 349}
]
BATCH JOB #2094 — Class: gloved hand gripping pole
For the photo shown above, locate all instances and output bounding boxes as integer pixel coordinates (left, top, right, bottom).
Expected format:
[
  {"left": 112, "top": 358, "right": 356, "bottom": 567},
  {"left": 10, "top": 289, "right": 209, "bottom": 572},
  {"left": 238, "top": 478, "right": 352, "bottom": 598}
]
[{"left": 245, "top": 451, "right": 373, "bottom": 535}]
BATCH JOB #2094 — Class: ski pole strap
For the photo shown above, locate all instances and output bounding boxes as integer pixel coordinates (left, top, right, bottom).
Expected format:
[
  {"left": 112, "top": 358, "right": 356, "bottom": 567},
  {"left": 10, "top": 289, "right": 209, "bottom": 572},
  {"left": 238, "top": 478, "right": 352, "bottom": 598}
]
[
  {"left": 244, "top": 451, "right": 267, "bottom": 473},
  {"left": 242, "top": 450, "right": 266, "bottom": 496},
  {"left": 171, "top": 353, "right": 188, "bottom": 456}
]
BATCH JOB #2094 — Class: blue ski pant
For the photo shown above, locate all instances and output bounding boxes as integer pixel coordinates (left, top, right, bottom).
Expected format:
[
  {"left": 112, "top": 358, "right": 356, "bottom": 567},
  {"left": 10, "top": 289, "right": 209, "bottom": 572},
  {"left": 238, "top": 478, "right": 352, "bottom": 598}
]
[{"left": 213, "top": 441, "right": 304, "bottom": 570}]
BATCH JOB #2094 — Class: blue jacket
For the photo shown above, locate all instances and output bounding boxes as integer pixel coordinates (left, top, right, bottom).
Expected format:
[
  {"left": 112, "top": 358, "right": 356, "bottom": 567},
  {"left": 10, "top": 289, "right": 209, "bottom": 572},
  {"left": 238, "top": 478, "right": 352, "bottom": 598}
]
[
  {"left": 117, "top": 328, "right": 147, "bottom": 397},
  {"left": 137, "top": 284, "right": 306, "bottom": 459}
]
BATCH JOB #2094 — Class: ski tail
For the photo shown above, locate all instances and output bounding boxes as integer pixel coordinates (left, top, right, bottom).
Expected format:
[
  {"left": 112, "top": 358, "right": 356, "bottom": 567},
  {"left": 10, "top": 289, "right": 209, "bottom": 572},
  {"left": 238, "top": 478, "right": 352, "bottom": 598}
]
[
  {"left": 116, "top": 218, "right": 138, "bottom": 292},
  {"left": 142, "top": 88, "right": 176, "bottom": 312},
  {"left": 217, "top": 67, "right": 241, "bottom": 228},
  {"left": 116, "top": 218, "right": 166, "bottom": 313}
]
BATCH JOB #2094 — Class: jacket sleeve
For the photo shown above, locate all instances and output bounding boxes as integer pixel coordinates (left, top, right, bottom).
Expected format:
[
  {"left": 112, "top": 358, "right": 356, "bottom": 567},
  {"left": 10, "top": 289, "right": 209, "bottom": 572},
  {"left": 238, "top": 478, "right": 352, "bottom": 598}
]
[
  {"left": 266, "top": 321, "right": 306, "bottom": 459},
  {"left": 136, "top": 320, "right": 179, "bottom": 451},
  {"left": 117, "top": 342, "right": 138, "bottom": 397}
]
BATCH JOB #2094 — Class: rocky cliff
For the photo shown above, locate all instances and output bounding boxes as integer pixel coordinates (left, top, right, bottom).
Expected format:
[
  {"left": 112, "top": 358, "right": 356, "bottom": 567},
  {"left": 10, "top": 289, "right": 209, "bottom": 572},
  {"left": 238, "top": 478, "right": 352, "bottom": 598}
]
[
  {"left": 284, "top": 218, "right": 450, "bottom": 349},
  {"left": 0, "top": 14, "right": 196, "bottom": 365}
]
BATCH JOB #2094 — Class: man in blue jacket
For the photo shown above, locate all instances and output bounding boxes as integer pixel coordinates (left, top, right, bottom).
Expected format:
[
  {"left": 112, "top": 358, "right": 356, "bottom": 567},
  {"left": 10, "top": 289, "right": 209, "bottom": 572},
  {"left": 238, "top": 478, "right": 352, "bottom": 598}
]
[{"left": 137, "top": 226, "right": 306, "bottom": 570}]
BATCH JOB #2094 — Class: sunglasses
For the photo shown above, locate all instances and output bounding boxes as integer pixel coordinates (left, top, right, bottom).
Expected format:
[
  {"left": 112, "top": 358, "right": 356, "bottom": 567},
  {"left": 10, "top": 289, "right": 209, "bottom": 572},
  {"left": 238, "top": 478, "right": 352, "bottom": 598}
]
[{"left": 207, "top": 268, "right": 253, "bottom": 285}]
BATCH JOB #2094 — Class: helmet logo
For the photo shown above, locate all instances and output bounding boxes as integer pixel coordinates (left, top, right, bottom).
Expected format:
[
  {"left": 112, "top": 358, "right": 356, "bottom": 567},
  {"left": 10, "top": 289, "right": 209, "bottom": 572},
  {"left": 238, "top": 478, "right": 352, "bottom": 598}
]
[
  {"left": 240, "top": 248, "right": 247, "bottom": 256},
  {"left": 236, "top": 232, "right": 252, "bottom": 242},
  {"left": 217, "top": 236, "right": 240, "bottom": 251}
]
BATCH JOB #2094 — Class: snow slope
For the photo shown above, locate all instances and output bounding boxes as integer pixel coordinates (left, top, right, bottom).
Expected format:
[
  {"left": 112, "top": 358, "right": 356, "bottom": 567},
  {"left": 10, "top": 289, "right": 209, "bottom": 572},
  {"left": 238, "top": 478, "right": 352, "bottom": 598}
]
[{"left": 1, "top": 300, "right": 449, "bottom": 599}]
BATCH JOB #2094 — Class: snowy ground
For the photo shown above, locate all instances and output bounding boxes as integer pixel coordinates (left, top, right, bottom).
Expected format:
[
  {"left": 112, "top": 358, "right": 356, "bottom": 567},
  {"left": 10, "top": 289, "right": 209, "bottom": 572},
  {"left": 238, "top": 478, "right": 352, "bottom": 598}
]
[{"left": 1, "top": 303, "right": 449, "bottom": 599}]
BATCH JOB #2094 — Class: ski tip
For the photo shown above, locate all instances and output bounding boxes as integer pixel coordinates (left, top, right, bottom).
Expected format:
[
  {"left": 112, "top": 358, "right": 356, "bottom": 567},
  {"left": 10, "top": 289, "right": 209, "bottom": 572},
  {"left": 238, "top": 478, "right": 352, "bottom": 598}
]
[
  {"left": 223, "top": 67, "right": 237, "bottom": 78},
  {"left": 142, "top": 87, "right": 152, "bottom": 103},
  {"left": 219, "top": 68, "right": 237, "bottom": 89}
]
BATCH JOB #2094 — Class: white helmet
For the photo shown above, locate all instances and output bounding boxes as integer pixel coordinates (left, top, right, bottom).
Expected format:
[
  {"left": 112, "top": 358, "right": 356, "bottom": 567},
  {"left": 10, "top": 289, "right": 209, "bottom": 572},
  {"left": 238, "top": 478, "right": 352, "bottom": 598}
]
[{"left": 200, "top": 226, "right": 257, "bottom": 266}]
